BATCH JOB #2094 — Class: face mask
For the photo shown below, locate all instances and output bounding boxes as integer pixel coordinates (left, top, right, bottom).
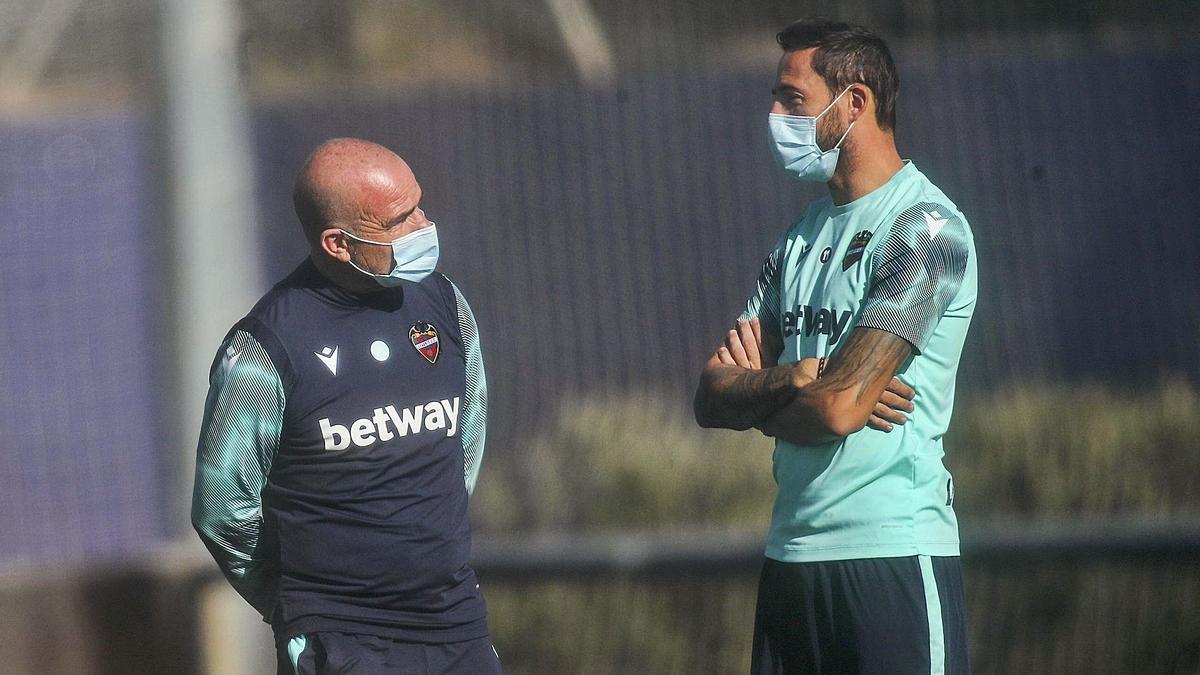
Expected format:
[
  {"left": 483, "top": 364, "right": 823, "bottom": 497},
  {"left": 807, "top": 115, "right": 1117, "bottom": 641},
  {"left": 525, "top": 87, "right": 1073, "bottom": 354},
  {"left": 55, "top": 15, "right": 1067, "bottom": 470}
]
[
  {"left": 341, "top": 223, "right": 439, "bottom": 287},
  {"left": 768, "top": 87, "right": 855, "bottom": 182}
]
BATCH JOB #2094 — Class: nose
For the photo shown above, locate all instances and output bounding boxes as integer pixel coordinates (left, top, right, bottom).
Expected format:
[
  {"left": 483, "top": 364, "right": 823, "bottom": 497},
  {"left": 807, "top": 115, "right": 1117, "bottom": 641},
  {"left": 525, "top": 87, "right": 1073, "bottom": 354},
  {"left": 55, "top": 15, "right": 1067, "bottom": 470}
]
[{"left": 770, "top": 100, "right": 786, "bottom": 115}]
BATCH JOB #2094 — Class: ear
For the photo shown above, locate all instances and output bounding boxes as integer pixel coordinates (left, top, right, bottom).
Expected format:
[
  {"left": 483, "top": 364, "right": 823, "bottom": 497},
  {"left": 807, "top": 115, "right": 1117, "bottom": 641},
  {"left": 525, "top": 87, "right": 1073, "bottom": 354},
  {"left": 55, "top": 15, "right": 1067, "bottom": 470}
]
[
  {"left": 320, "top": 228, "right": 352, "bottom": 263},
  {"left": 847, "top": 84, "right": 871, "bottom": 124}
]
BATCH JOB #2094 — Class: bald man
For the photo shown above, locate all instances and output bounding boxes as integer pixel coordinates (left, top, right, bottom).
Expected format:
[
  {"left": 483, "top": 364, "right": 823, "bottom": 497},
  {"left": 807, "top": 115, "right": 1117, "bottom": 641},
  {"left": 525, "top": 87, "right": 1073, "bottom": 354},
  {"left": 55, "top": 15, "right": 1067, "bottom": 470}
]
[{"left": 192, "top": 138, "right": 500, "bottom": 674}]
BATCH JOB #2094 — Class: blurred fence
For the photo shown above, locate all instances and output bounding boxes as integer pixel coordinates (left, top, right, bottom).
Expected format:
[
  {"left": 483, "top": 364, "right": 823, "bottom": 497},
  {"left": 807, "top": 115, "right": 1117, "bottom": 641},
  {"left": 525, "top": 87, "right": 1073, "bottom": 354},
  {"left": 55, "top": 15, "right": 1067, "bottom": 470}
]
[
  {"left": 478, "top": 521, "right": 1200, "bottom": 674},
  {"left": 0, "top": 112, "right": 168, "bottom": 563},
  {"left": 2, "top": 519, "right": 1197, "bottom": 674}
]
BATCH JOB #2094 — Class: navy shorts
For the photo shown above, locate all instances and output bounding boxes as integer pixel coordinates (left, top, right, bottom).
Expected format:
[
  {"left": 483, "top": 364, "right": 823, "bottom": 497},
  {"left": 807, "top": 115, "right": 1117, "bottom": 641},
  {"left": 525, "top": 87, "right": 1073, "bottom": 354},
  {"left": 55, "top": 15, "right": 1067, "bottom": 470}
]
[
  {"left": 277, "top": 632, "right": 501, "bottom": 675},
  {"left": 751, "top": 555, "right": 970, "bottom": 674}
]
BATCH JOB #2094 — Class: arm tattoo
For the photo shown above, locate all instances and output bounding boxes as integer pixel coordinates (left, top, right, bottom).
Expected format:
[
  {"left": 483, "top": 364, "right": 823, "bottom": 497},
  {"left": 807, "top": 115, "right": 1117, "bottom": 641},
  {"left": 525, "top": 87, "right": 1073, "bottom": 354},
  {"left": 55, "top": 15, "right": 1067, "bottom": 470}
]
[{"left": 811, "top": 328, "right": 913, "bottom": 405}]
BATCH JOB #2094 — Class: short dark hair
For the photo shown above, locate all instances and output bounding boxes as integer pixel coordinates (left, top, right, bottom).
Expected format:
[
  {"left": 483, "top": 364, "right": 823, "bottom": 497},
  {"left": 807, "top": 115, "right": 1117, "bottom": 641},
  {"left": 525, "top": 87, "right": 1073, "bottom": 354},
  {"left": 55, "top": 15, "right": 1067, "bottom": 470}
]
[{"left": 776, "top": 19, "right": 899, "bottom": 131}]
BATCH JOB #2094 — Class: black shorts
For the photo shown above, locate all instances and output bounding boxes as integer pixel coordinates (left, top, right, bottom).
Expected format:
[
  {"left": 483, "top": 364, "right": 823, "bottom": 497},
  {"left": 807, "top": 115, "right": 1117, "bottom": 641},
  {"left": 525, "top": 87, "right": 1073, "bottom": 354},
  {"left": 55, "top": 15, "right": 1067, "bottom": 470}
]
[
  {"left": 277, "top": 632, "right": 501, "bottom": 675},
  {"left": 751, "top": 555, "right": 970, "bottom": 675}
]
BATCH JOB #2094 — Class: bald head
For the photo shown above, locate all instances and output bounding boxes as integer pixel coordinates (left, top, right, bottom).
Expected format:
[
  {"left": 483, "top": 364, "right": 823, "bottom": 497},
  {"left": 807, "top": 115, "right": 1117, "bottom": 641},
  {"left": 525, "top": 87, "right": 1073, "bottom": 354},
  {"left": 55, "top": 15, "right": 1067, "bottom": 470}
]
[
  {"left": 293, "top": 138, "right": 418, "bottom": 246},
  {"left": 293, "top": 138, "right": 432, "bottom": 292}
]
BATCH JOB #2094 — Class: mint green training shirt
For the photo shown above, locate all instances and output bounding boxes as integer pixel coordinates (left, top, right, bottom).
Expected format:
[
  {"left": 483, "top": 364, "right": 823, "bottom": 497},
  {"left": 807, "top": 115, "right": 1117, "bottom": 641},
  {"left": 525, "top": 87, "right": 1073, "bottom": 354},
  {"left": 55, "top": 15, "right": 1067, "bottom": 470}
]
[{"left": 740, "top": 161, "right": 978, "bottom": 563}]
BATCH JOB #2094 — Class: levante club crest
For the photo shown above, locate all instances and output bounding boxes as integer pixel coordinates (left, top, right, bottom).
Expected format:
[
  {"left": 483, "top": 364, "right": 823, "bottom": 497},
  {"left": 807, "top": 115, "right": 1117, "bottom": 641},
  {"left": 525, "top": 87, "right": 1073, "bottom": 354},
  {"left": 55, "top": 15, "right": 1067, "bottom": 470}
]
[
  {"left": 842, "top": 230, "right": 873, "bottom": 271},
  {"left": 409, "top": 322, "right": 440, "bottom": 364}
]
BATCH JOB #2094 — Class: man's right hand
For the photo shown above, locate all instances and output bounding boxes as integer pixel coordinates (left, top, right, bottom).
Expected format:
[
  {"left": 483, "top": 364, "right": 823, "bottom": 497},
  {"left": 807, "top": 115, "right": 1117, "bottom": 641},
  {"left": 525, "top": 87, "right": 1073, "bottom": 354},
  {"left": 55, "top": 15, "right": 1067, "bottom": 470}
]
[
  {"left": 696, "top": 318, "right": 791, "bottom": 430},
  {"left": 717, "top": 317, "right": 774, "bottom": 370}
]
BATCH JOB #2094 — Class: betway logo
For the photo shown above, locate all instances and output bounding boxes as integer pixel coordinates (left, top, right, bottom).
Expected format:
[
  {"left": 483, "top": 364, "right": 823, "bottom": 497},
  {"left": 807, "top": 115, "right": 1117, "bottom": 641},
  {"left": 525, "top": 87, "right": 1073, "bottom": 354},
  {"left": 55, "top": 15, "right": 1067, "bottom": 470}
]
[
  {"left": 782, "top": 305, "right": 853, "bottom": 342},
  {"left": 319, "top": 397, "right": 460, "bottom": 451}
]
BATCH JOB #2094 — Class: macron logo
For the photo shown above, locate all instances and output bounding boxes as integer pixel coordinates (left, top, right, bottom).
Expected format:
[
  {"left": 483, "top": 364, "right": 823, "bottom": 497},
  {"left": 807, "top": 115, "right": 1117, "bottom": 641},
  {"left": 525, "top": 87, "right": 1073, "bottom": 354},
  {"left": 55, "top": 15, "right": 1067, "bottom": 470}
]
[
  {"left": 222, "top": 345, "right": 241, "bottom": 374},
  {"left": 319, "top": 396, "right": 460, "bottom": 451},
  {"left": 924, "top": 210, "right": 949, "bottom": 240},
  {"left": 315, "top": 346, "right": 339, "bottom": 375}
]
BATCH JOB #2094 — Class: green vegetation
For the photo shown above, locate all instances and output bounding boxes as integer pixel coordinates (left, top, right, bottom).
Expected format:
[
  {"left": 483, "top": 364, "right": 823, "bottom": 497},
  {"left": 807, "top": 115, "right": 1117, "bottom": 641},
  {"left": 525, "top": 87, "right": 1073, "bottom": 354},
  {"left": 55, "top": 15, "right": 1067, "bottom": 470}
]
[
  {"left": 471, "top": 382, "right": 1200, "bottom": 674},
  {"left": 949, "top": 380, "right": 1200, "bottom": 518},
  {"left": 473, "top": 395, "right": 775, "bottom": 534},
  {"left": 475, "top": 380, "right": 1200, "bottom": 533}
]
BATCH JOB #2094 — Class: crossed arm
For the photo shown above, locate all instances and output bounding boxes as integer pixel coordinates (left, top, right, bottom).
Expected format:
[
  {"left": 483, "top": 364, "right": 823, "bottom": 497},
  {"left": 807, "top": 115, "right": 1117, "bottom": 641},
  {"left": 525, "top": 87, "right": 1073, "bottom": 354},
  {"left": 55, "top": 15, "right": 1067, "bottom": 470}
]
[{"left": 693, "top": 317, "right": 915, "bottom": 445}]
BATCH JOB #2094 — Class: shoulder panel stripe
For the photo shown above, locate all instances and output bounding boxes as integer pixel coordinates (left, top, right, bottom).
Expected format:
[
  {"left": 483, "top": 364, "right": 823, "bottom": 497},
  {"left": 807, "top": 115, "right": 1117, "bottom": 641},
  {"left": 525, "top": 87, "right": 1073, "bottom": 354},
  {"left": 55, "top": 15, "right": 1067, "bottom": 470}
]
[
  {"left": 448, "top": 280, "right": 488, "bottom": 495},
  {"left": 740, "top": 244, "right": 784, "bottom": 337},
  {"left": 858, "top": 202, "right": 969, "bottom": 353}
]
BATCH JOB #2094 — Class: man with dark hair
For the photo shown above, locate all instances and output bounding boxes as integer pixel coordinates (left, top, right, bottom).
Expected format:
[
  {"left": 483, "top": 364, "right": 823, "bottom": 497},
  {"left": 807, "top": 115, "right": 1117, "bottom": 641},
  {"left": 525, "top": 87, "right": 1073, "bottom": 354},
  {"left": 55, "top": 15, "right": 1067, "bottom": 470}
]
[
  {"left": 695, "top": 19, "right": 975, "bottom": 674},
  {"left": 192, "top": 138, "right": 500, "bottom": 673}
]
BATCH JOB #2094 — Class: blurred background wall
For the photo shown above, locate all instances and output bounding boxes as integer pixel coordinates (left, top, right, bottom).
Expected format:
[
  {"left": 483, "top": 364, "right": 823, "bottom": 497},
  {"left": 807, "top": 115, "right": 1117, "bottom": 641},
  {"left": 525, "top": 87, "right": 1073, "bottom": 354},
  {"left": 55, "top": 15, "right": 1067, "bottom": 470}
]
[{"left": 1, "top": 1, "right": 1198, "bottom": 673}]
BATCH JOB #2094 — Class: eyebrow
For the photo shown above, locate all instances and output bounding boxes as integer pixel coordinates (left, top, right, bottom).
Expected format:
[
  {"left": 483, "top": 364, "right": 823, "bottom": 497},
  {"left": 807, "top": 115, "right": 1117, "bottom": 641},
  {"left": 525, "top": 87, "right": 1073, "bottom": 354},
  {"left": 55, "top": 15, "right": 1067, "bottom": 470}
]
[
  {"left": 387, "top": 210, "right": 414, "bottom": 228},
  {"left": 386, "top": 199, "right": 421, "bottom": 228}
]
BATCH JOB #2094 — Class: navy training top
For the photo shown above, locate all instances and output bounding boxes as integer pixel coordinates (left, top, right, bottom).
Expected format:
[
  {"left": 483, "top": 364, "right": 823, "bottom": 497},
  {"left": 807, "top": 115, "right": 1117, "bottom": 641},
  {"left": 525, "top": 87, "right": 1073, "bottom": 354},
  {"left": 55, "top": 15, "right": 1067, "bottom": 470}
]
[{"left": 192, "top": 258, "right": 490, "bottom": 642}]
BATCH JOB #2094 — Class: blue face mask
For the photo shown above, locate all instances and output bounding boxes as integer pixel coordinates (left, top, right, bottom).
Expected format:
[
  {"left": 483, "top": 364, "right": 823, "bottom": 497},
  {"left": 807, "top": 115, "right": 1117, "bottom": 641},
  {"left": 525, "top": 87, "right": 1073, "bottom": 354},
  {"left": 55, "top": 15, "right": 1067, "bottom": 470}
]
[
  {"left": 768, "top": 87, "right": 855, "bottom": 182},
  {"left": 341, "top": 223, "right": 440, "bottom": 287}
]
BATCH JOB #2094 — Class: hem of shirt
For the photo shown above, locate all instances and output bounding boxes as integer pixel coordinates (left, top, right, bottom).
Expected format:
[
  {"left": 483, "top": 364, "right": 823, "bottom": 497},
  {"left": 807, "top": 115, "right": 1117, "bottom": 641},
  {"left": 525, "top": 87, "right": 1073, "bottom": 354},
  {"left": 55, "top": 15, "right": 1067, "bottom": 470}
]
[
  {"left": 854, "top": 316, "right": 925, "bottom": 355},
  {"left": 765, "top": 541, "right": 960, "bottom": 562},
  {"left": 274, "top": 614, "right": 490, "bottom": 644}
]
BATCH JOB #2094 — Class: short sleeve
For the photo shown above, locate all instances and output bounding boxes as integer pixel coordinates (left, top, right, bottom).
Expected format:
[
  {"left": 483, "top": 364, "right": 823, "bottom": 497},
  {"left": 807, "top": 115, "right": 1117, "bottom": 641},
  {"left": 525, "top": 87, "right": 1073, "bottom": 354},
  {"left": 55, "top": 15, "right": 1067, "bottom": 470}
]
[{"left": 857, "top": 202, "right": 970, "bottom": 354}]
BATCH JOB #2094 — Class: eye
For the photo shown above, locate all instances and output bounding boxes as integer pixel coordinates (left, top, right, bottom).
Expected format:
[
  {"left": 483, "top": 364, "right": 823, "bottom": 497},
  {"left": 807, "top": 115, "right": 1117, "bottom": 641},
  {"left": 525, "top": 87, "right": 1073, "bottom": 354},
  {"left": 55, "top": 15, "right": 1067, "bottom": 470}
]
[{"left": 773, "top": 89, "right": 803, "bottom": 105}]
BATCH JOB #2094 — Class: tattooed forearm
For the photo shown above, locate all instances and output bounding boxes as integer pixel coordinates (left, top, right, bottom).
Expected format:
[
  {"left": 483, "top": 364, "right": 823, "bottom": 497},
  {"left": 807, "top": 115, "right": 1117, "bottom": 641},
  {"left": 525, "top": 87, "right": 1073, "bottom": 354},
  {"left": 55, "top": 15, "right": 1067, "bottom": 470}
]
[
  {"left": 811, "top": 328, "right": 913, "bottom": 404},
  {"left": 694, "top": 361, "right": 799, "bottom": 430},
  {"left": 757, "top": 327, "right": 913, "bottom": 444}
]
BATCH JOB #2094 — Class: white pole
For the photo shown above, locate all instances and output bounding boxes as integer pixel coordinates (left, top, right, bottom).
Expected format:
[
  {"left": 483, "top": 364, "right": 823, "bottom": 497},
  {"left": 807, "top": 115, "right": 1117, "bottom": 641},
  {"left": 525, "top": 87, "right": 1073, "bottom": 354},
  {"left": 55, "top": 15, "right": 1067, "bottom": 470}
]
[
  {"left": 154, "top": 0, "right": 270, "bottom": 668},
  {"left": 157, "top": 0, "right": 264, "bottom": 533}
]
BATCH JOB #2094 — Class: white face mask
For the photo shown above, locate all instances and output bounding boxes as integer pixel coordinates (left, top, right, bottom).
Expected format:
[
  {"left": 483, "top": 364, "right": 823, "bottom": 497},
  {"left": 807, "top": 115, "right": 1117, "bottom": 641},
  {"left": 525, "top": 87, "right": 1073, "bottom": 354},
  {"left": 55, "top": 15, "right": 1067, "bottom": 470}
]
[
  {"left": 767, "top": 87, "right": 856, "bottom": 182},
  {"left": 341, "top": 223, "right": 440, "bottom": 287}
]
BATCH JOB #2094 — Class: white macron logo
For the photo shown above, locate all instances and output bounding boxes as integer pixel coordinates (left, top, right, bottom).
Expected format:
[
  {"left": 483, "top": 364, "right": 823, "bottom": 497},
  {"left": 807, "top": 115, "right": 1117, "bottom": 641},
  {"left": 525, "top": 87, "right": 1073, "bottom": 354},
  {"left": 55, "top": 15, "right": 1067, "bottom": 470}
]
[
  {"left": 924, "top": 210, "right": 949, "bottom": 239},
  {"left": 319, "top": 397, "right": 461, "bottom": 451},
  {"left": 315, "top": 346, "right": 339, "bottom": 375}
]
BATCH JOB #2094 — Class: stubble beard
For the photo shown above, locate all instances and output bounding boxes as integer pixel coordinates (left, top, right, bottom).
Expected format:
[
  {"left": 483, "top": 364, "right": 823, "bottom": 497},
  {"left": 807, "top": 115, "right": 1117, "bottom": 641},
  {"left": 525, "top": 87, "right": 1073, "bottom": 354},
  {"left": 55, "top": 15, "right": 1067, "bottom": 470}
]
[{"left": 816, "top": 107, "right": 848, "bottom": 154}]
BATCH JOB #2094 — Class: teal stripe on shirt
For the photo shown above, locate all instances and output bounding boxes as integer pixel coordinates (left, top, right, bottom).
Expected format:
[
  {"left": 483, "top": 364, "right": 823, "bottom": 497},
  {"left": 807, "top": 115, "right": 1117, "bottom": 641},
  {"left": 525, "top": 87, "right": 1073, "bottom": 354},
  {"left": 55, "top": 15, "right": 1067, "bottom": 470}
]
[
  {"left": 191, "top": 329, "right": 285, "bottom": 616},
  {"left": 447, "top": 278, "right": 488, "bottom": 496}
]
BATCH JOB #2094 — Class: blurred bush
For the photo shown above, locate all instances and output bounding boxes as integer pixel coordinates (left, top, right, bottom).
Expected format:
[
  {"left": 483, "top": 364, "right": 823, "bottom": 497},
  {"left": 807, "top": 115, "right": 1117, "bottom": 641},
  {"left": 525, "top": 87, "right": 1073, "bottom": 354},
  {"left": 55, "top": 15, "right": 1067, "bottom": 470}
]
[
  {"left": 473, "top": 395, "right": 776, "bottom": 533},
  {"left": 950, "top": 380, "right": 1200, "bottom": 518},
  {"left": 471, "top": 382, "right": 1200, "bottom": 674},
  {"left": 475, "top": 380, "right": 1200, "bottom": 533}
]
